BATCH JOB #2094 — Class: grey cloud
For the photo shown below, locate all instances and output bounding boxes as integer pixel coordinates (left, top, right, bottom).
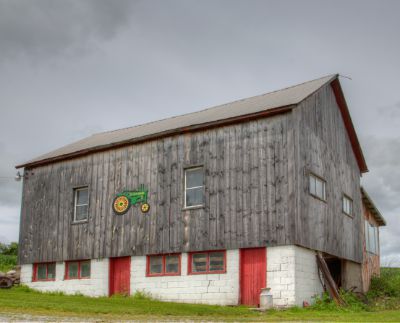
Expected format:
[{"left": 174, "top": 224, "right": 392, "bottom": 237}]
[
  {"left": 0, "top": 0, "right": 399, "bottom": 264},
  {"left": 0, "top": 0, "right": 136, "bottom": 62},
  {"left": 361, "top": 135, "right": 400, "bottom": 267},
  {"left": 0, "top": 143, "right": 23, "bottom": 207}
]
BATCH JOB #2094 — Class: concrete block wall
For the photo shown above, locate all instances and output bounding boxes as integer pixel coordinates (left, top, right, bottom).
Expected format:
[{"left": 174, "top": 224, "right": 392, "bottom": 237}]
[
  {"left": 131, "top": 250, "right": 239, "bottom": 305},
  {"left": 20, "top": 259, "right": 109, "bottom": 297},
  {"left": 20, "top": 246, "right": 322, "bottom": 307},
  {"left": 294, "top": 246, "right": 324, "bottom": 305},
  {"left": 267, "top": 245, "right": 324, "bottom": 307}
]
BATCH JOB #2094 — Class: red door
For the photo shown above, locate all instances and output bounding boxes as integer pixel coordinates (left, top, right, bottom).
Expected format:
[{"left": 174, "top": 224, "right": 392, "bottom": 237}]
[
  {"left": 109, "top": 257, "right": 131, "bottom": 296},
  {"left": 240, "top": 248, "right": 266, "bottom": 306}
]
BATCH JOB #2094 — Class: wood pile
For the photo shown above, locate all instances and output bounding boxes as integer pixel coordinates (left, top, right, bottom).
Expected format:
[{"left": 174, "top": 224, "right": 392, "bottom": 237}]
[{"left": 0, "top": 266, "right": 21, "bottom": 289}]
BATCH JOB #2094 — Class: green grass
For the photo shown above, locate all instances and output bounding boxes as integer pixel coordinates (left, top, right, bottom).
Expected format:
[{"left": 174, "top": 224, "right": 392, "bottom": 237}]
[
  {"left": 0, "top": 254, "right": 17, "bottom": 273},
  {"left": 0, "top": 285, "right": 400, "bottom": 321},
  {"left": 0, "top": 267, "right": 399, "bottom": 321}
]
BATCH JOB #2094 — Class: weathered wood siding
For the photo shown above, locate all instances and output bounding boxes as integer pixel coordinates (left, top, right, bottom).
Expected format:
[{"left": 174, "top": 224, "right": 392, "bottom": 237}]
[
  {"left": 293, "top": 84, "right": 363, "bottom": 263},
  {"left": 18, "top": 83, "right": 365, "bottom": 265},
  {"left": 361, "top": 204, "right": 380, "bottom": 292},
  {"left": 18, "top": 114, "right": 294, "bottom": 264}
]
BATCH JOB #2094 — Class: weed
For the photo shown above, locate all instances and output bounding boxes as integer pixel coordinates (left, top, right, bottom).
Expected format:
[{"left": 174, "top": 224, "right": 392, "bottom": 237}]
[{"left": 0, "top": 254, "right": 17, "bottom": 273}]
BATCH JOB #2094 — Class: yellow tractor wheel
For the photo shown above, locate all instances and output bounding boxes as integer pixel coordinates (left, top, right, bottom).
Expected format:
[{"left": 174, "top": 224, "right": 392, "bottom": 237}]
[
  {"left": 113, "top": 195, "right": 131, "bottom": 215},
  {"left": 141, "top": 203, "right": 150, "bottom": 213}
]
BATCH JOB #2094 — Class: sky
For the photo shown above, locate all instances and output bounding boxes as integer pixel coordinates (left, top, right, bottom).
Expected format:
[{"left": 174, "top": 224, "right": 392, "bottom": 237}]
[{"left": 0, "top": 0, "right": 399, "bottom": 265}]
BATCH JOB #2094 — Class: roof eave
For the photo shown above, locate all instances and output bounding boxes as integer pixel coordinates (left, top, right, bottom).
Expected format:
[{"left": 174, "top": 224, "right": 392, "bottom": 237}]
[
  {"left": 16, "top": 104, "right": 294, "bottom": 169},
  {"left": 330, "top": 78, "right": 369, "bottom": 173},
  {"left": 361, "top": 187, "right": 386, "bottom": 226}
]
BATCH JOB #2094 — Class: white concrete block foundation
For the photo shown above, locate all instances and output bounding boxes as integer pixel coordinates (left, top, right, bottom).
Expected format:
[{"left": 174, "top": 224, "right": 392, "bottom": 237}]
[
  {"left": 267, "top": 245, "right": 324, "bottom": 307},
  {"left": 20, "top": 246, "right": 323, "bottom": 307},
  {"left": 20, "top": 258, "right": 109, "bottom": 297},
  {"left": 131, "top": 250, "right": 239, "bottom": 305}
]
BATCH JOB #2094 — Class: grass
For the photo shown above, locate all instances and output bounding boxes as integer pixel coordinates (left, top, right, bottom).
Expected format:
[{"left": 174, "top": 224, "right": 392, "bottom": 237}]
[
  {"left": 0, "top": 285, "right": 399, "bottom": 322},
  {"left": 0, "top": 268, "right": 399, "bottom": 321},
  {"left": 0, "top": 254, "right": 17, "bottom": 273}
]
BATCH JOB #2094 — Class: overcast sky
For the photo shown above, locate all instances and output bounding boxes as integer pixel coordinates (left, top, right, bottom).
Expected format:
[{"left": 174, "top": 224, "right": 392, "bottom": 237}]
[{"left": 0, "top": 0, "right": 399, "bottom": 265}]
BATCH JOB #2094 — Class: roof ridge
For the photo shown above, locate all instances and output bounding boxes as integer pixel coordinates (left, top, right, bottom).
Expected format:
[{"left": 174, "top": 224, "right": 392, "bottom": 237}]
[{"left": 93, "top": 74, "right": 337, "bottom": 137}]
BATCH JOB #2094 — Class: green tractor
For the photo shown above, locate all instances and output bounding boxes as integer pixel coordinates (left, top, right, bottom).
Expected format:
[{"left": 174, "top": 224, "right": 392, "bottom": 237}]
[{"left": 112, "top": 185, "right": 150, "bottom": 215}]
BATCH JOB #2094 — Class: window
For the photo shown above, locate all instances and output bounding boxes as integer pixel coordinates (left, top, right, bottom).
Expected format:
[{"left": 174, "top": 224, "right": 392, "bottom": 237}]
[
  {"left": 188, "top": 250, "right": 226, "bottom": 274},
  {"left": 146, "top": 254, "right": 181, "bottom": 276},
  {"left": 309, "top": 173, "right": 326, "bottom": 201},
  {"left": 65, "top": 260, "right": 91, "bottom": 279},
  {"left": 342, "top": 195, "right": 353, "bottom": 216},
  {"left": 74, "top": 187, "right": 89, "bottom": 222},
  {"left": 365, "top": 221, "right": 379, "bottom": 254},
  {"left": 33, "top": 262, "right": 56, "bottom": 281},
  {"left": 184, "top": 167, "right": 204, "bottom": 208}
]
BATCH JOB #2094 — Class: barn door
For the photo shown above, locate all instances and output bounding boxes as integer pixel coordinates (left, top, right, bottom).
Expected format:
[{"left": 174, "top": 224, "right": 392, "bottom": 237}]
[
  {"left": 240, "top": 248, "right": 266, "bottom": 306},
  {"left": 109, "top": 257, "right": 131, "bottom": 296}
]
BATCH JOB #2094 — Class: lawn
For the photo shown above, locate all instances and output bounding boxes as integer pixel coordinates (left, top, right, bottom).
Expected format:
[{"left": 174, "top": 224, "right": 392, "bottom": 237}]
[
  {"left": 0, "top": 285, "right": 399, "bottom": 322},
  {"left": 0, "top": 267, "right": 399, "bottom": 321}
]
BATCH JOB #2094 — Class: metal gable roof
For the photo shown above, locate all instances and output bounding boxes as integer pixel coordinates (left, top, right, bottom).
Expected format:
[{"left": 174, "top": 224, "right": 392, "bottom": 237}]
[
  {"left": 17, "top": 74, "right": 342, "bottom": 168},
  {"left": 361, "top": 187, "right": 386, "bottom": 226}
]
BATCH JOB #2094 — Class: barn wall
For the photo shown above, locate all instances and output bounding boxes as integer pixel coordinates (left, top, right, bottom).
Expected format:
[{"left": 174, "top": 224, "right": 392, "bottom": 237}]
[
  {"left": 292, "top": 84, "right": 363, "bottom": 263},
  {"left": 361, "top": 204, "right": 381, "bottom": 292},
  {"left": 20, "top": 259, "right": 109, "bottom": 297},
  {"left": 131, "top": 250, "right": 239, "bottom": 305},
  {"left": 19, "top": 114, "right": 294, "bottom": 264}
]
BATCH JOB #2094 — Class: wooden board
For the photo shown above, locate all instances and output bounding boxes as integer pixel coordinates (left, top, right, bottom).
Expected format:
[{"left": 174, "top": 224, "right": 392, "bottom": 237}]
[{"left": 18, "top": 83, "right": 363, "bottom": 264}]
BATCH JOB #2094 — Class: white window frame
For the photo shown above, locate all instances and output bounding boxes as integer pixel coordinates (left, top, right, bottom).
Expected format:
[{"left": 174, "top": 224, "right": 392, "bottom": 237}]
[
  {"left": 309, "top": 173, "right": 326, "bottom": 201},
  {"left": 342, "top": 194, "right": 353, "bottom": 217},
  {"left": 73, "top": 186, "right": 89, "bottom": 223},
  {"left": 184, "top": 167, "right": 204, "bottom": 209}
]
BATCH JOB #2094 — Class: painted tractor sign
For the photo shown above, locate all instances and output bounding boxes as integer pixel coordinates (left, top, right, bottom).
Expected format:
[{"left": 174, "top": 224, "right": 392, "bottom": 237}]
[{"left": 112, "top": 185, "right": 150, "bottom": 215}]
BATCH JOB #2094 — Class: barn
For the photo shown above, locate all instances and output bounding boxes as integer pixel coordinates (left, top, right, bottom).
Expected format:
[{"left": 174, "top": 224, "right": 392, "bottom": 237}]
[{"left": 16, "top": 74, "right": 385, "bottom": 307}]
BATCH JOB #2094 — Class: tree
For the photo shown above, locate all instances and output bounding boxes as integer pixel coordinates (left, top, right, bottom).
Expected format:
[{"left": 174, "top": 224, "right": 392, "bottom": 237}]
[{"left": 0, "top": 242, "right": 18, "bottom": 256}]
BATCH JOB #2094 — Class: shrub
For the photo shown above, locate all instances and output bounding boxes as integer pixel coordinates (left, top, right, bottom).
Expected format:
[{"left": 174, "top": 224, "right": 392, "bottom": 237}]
[
  {"left": 368, "top": 267, "right": 400, "bottom": 298},
  {"left": 311, "top": 290, "right": 367, "bottom": 312}
]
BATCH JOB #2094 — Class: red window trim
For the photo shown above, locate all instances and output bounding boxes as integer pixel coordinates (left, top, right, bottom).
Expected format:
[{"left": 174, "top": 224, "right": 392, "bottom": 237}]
[
  {"left": 32, "top": 262, "right": 56, "bottom": 282},
  {"left": 188, "top": 250, "right": 227, "bottom": 275},
  {"left": 146, "top": 253, "right": 181, "bottom": 277},
  {"left": 65, "top": 260, "right": 91, "bottom": 280}
]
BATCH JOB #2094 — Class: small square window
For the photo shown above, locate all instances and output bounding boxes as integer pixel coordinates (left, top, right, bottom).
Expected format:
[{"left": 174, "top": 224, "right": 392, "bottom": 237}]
[
  {"left": 165, "top": 255, "right": 179, "bottom": 274},
  {"left": 66, "top": 260, "right": 90, "bottom": 279},
  {"left": 149, "top": 256, "right": 163, "bottom": 274},
  {"left": 343, "top": 195, "right": 353, "bottom": 216},
  {"left": 192, "top": 253, "right": 207, "bottom": 273},
  {"left": 80, "top": 261, "right": 91, "bottom": 278},
  {"left": 209, "top": 252, "right": 225, "bottom": 272},
  {"left": 185, "top": 167, "right": 204, "bottom": 208},
  {"left": 147, "top": 254, "right": 181, "bottom": 276},
  {"left": 309, "top": 173, "right": 326, "bottom": 201},
  {"left": 188, "top": 251, "right": 226, "bottom": 275},
  {"left": 33, "top": 262, "right": 56, "bottom": 281},
  {"left": 74, "top": 187, "right": 89, "bottom": 222},
  {"left": 68, "top": 262, "right": 79, "bottom": 279},
  {"left": 37, "top": 264, "right": 47, "bottom": 280},
  {"left": 47, "top": 263, "right": 56, "bottom": 279}
]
